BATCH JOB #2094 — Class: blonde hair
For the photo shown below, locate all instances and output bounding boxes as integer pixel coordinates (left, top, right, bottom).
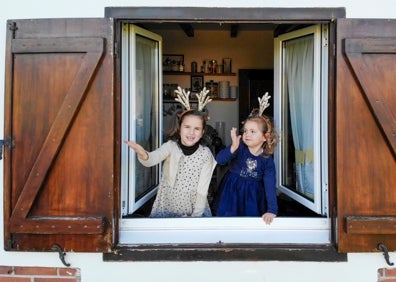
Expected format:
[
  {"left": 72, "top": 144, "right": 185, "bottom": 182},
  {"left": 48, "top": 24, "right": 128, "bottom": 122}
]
[{"left": 242, "top": 113, "right": 278, "bottom": 156}]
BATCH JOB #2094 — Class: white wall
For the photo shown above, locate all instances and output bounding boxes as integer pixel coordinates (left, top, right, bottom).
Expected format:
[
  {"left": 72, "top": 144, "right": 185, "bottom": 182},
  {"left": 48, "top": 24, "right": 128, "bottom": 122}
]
[{"left": 1, "top": 1, "right": 396, "bottom": 282}]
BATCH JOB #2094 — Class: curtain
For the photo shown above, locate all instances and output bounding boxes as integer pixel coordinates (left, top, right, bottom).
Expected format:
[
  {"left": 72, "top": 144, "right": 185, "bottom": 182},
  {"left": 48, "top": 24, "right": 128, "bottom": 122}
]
[
  {"left": 135, "top": 35, "right": 158, "bottom": 200},
  {"left": 284, "top": 35, "right": 315, "bottom": 199}
]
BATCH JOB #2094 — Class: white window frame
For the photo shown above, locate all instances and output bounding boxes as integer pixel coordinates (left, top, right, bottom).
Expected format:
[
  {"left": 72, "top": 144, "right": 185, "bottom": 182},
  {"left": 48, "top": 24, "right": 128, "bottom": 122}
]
[
  {"left": 120, "top": 23, "right": 330, "bottom": 245},
  {"left": 121, "top": 24, "right": 163, "bottom": 215},
  {"left": 274, "top": 24, "right": 329, "bottom": 215}
]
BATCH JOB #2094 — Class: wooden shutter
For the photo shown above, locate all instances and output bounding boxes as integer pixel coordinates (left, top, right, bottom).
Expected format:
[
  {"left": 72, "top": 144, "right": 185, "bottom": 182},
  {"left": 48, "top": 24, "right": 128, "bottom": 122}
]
[
  {"left": 3, "top": 18, "right": 115, "bottom": 252},
  {"left": 336, "top": 19, "right": 396, "bottom": 252}
]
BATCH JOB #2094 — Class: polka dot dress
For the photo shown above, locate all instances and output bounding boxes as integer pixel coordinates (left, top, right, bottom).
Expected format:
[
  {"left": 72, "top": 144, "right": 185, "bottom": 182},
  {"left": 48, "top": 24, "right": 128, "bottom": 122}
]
[{"left": 150, "top": 146, "right": 213, "bottom": 217}]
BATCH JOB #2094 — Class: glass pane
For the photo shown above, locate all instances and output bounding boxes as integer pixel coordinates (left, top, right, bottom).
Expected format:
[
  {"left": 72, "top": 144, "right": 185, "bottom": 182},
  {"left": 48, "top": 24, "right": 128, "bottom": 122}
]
[
  {"left": 281, "top": 34, "right": 315, "bottom": 201},
  {"left": 134, "top": 35, "right": 160, "bottom": 201}
]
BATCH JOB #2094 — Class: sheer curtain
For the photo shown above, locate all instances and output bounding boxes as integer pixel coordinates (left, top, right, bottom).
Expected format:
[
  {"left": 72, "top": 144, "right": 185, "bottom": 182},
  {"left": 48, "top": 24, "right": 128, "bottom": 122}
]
[
  {"left": 284, "top": 35, "right": 314, "bottom": 199},
  {"left": 134, "top": 35, "right": 158, "bottom": 200}
]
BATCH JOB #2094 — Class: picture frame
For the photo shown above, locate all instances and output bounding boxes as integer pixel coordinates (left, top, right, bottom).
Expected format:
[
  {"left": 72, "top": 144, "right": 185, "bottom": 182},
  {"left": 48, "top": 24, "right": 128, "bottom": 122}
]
[
  {"left": 191, "top": 75, "right": 204, "bottom": 93},
  {"left": 163, "top": 54, "right": 184, "bottom": 72},
  {"left": 205, "top": 81, "right": 218, "bottom": 98},
  {"left": 223, "top": 58, "right": 232, "bottom": 73}
]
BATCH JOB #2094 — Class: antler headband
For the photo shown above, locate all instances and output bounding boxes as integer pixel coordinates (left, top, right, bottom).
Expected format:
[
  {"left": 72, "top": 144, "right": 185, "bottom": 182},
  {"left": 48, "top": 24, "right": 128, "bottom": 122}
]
[
  {"left": 258, "top": 92, "right": 271, "bottom": 116},
  {"left": 174, "top": 86, "right": 212, "bottom": 112}
]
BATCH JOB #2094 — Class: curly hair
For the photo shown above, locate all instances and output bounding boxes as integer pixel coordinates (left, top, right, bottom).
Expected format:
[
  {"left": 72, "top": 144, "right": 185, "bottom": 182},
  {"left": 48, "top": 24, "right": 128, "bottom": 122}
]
[{"left": 242, "top": 111, "right": 278, "bottom": 156}]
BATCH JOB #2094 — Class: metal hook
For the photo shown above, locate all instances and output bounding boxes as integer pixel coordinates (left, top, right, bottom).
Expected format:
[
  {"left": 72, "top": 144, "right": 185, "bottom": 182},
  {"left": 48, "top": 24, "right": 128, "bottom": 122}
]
[
  {"left": 51, "top": 244, "right": 71, "bottom": 267},
  {"left": 377, "top": 243, "right": 394, "bottom": 266}
]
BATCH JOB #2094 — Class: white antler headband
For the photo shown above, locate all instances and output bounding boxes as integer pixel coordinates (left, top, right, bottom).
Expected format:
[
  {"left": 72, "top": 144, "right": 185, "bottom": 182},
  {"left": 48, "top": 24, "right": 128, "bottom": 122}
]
[
  {"left": 196, "top": 87, "right": 212, "bottom": 111},
  {"left": 174, "top": 86, "right": 191, "bottom": 110},
  {"left": 174, "top": 86, "right": 212, "bottom": 112},
  {"left": 258, "top": 92, "right": 271, "bottom": 116}
]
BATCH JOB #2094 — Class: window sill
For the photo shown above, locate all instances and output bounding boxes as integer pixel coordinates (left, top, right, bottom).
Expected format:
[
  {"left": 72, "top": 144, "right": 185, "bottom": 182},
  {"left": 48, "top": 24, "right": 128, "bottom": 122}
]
[
  {"left": 103, "top": 243, "right": 347, "bottom": 262},
  {"left": 119, "top": 217, "right": 330, "bottom": 244}
]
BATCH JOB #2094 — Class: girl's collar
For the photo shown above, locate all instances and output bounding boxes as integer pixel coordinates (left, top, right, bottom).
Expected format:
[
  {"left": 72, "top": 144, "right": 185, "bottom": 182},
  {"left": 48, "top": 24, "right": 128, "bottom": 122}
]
[{"left": 177, "top": 140, "right": 200, "bottom": 156}]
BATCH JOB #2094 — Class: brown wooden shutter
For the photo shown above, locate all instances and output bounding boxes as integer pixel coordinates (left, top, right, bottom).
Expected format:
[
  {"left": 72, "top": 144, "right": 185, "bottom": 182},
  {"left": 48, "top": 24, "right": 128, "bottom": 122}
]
[
  {"left": 336, "top": 19, "right": 396, "bottom": 252},
  {"left": 3, "top": 18, "right": 115, "bottom": 252}
]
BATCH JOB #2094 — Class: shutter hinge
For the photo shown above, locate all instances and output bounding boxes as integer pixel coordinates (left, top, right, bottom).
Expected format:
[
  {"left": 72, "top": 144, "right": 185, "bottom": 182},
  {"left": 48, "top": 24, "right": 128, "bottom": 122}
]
[
  {"left": 114, "top": 41, "right": 119, "bottom": 58},
  {"left": 7, "top": 22, "right": 18, "bottom": 38},
  {"left": 0, "top": 136, "right": 15, "bottom": 160}
]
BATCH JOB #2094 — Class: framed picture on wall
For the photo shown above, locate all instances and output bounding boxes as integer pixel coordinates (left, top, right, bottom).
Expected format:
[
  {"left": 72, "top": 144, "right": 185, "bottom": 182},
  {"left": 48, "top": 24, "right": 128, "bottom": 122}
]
[{"left": 191, "top": 75, "right": 204, "bottom": 92}]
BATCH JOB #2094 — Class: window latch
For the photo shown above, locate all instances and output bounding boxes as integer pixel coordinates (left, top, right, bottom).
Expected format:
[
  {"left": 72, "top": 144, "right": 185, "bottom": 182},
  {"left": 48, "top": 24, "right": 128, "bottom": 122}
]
[
  {"left": 378, "top": 243, "right": 394, "bottom": 266},
  {"left": 0, "top": 136, "right": 14, "bottom": 160}
]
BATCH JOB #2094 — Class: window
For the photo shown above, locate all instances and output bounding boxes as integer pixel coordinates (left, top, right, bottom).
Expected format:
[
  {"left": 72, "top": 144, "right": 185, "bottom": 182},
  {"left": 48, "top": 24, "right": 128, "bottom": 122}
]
[
  {"left": 274, "top": 25, "right": 328, "bottom": 215},
  {"left": 121, "top": 24, "right": 162, "bottom": 214},
  {"left": 120, "top": 23, "right": 330, "bottom": 245},
  {"left": 6, "top": 8, "right": 394, "bottom": 256}
]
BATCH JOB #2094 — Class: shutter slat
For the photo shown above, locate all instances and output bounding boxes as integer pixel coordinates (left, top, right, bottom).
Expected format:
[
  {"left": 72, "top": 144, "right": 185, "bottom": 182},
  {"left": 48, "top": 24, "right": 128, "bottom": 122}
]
[{"left": 346, "top": 216, "right": 396, "bottom": 234}]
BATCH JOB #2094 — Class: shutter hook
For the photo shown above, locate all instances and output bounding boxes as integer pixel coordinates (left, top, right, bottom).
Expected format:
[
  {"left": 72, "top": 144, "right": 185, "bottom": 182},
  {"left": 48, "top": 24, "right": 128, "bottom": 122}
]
[
  {"left": 377, "top": 243, "right": 394, "bottom": 266},
  {"left": 51, "top": 244, "right": 71, "bottom": 267}
]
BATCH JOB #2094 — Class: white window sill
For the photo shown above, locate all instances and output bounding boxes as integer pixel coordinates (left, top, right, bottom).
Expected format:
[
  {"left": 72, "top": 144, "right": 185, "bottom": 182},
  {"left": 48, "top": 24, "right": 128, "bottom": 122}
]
[{"left": 120, "top": 217, "right": 330, "bottom": 244}]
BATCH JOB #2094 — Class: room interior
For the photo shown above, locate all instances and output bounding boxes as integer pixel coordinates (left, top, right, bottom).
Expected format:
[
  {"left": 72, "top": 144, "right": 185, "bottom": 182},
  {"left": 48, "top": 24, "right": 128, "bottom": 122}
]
[{"left": 128, "top": 22, "right": 321, "bottom": 218}]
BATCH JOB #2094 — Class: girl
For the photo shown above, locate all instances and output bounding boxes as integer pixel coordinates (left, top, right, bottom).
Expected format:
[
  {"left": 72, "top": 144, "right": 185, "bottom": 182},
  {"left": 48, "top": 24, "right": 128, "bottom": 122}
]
[
  {"left": 214, "top": 93, "right": 278, "bottom": 224},
  {"left": 125, "top": 88, "right": 216, "bottom": 218}
]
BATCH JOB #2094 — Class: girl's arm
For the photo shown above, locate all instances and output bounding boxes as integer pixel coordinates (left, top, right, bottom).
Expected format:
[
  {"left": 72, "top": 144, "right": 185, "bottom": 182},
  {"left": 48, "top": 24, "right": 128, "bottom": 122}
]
[
  {"left": 124, "top": 140, "right": 173, "bottom": 166},
  {"left": 229, "top": 127, "right": 241, "bottom": 153},
  {"left": 262, "top": 156, "right": 278, "bottom": 224},
  {"left": 124, "top": 140, "right": 148, "bottom": 160},
  {"left": 216, "top": 127, "right": 241, "bottom": 165}
]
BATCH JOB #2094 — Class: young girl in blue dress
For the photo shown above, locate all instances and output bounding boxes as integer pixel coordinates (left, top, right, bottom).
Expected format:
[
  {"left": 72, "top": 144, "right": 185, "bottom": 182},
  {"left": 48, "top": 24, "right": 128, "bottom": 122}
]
[{"left": 214, "top": 93, "right": 278, "bottom": 224}]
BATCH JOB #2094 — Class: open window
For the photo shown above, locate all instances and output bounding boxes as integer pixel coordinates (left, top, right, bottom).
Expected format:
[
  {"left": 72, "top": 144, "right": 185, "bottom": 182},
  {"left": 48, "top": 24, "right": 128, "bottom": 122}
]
[
  {"left": 120, "top": 24, "right": 162, "bottom": 215},
  {"left": 274, "top": 24, "right": 328, "bottom": 215},
  {"left": 118, "top": 22, "right": 330, "bottom": 245},
  {"left": 3, "top": 8, "right": 396, "bottom": 256}
]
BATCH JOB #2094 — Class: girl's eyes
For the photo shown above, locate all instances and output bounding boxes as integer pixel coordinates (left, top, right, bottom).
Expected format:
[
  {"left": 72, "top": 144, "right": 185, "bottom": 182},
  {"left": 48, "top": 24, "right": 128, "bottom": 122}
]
[
  {"left": 183, "top": 125, "right": 202, "bottom": 131},
  {"left": 242, "top": 130, "right": 256, "bottom": 134}
]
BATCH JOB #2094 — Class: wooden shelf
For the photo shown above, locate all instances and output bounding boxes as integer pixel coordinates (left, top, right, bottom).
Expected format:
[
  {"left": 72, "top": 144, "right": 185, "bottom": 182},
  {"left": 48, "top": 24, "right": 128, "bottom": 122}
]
[{"left": 164, "top": 71, "right": 236, "bottom": 76}]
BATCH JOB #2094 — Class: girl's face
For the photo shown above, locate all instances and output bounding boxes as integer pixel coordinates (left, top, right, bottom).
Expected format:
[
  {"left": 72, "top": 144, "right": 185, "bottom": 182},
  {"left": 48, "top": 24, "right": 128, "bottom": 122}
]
[
  {"left": 179, "top": 115, "right": 204, "bottom": 146},
  {"left": 242, "top": 120, "right": 266, "bottom": 151}
]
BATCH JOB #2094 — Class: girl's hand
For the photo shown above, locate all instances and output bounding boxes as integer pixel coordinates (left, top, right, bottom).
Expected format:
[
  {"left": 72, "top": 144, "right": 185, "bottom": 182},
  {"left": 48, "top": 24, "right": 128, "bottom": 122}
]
[
  {"left": 230, "top": 127, "right": 241, "bottom": 153},
  {"left": 262, "top": 212, "right": 276, "bottom": 225},
  {"left": 124, "top": 140, "right": 149, "bottom": 160}
]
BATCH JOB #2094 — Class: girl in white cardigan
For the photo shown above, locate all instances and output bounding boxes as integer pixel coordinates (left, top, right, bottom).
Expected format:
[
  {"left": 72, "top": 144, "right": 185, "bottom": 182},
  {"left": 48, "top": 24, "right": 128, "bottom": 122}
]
[{"left": 125, "top": 88, "right": 216, "bottom": 217}]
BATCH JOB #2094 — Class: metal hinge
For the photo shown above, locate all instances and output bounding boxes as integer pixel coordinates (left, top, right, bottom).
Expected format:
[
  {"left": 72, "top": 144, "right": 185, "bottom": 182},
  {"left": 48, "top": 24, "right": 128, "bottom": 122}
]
[
  {"left": 7, "top": 22, "right": 18, "bottom": 38},
  {"left": 114, "top": 41, "right": 119, "bottom": 58},
  {"left": 0, "top": 136, "right": 15, "bottom": 160}
]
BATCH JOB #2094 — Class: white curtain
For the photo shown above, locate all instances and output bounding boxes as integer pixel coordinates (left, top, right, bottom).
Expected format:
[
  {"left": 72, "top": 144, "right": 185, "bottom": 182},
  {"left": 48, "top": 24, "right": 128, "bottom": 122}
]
[
  {"left": 136, "top": 35, "right": 156, "bottom": 143},
  {"left": 135, "top": 35, "right": 157, "bottom": 200},
  {"left": 284, "top": 35, "right": 315, "bottom": 199}
]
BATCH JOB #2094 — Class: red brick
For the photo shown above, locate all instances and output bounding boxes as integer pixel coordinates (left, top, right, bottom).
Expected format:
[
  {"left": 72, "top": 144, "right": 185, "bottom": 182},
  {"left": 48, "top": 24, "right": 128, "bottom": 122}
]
[
  {"left": 383, "top": 268, "right": 396, "bottom": 277},
  {"left": 58, "top": 268, "right": 79, "bottom": 277},
  {"left": 378, "top": 267, "right": 396, "bottom": 282},
  {"left": 14, "top": 266, "right": 57, "bottom": 276},
  {"left": 0, "top": 277, "right": 31, "bottom": 282},
  {"left": 0, "top": 267, "right": 13, "bottom": 275},
  {"left": 34, "top": 278, "right": 79, "bottom": 282}
]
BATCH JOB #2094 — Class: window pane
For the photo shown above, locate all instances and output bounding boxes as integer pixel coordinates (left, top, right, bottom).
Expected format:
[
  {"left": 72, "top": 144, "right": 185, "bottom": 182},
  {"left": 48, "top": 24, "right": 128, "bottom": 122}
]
[
  {"left": 121, "top": 24, "right": 162, "bottom": 215},
  {"left": 282, "top": 35, "right": 315, "bottom": 201},
  {"left": 134, "top": 35, "right": 160, "bottom": 200}
]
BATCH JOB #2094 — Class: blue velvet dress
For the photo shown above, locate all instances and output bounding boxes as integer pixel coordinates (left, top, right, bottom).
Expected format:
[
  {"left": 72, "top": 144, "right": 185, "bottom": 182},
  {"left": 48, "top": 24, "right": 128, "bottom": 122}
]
[{"left": 214, "top": 143, "right": 278, "bottom": 217}]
